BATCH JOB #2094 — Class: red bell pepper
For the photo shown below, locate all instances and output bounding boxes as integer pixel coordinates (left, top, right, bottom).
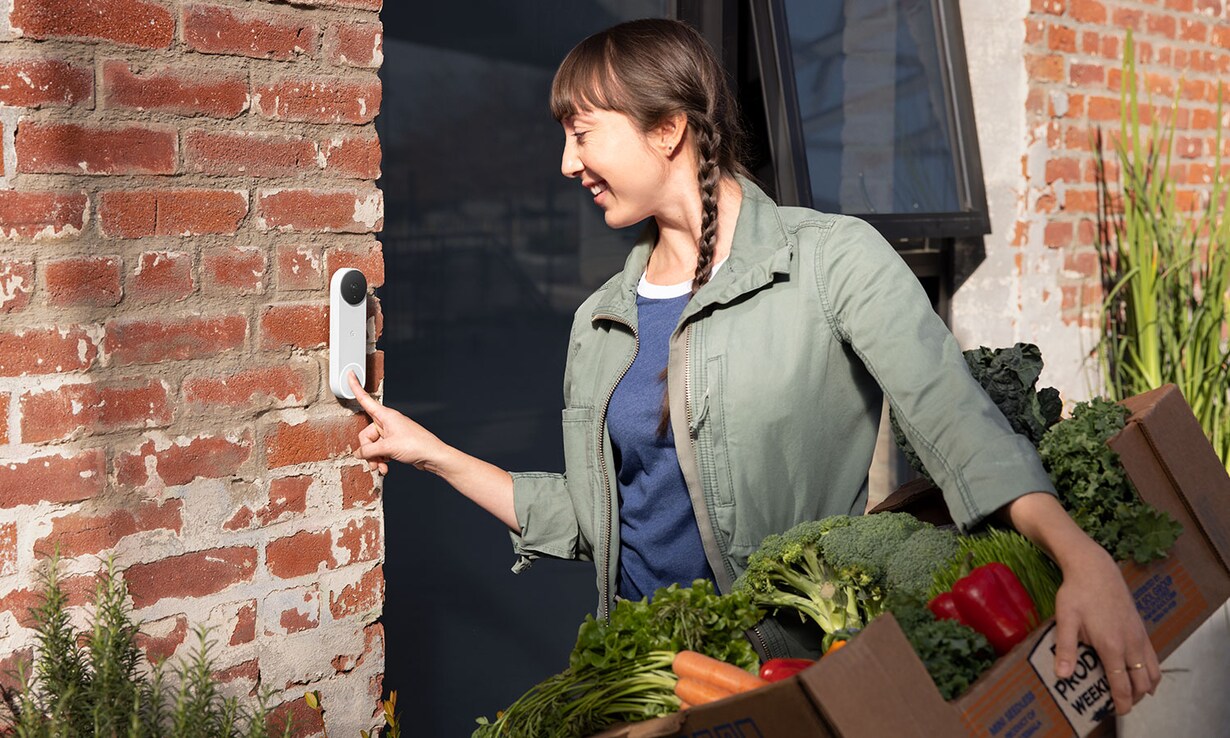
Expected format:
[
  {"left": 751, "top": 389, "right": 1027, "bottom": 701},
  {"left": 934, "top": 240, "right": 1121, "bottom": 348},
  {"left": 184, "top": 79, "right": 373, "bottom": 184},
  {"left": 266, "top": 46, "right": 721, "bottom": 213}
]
[
  {"left": 758, "top": 658, "right": 815, "bottom": 683},
  {"left": 928, "top": 562, "right": 1039, "bottom": 657}
]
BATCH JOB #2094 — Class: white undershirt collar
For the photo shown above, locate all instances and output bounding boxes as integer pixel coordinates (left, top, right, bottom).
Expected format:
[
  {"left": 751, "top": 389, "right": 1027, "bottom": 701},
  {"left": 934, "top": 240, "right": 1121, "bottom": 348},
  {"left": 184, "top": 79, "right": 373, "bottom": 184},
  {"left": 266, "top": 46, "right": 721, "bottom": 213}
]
[{"left": 637, "top": 258, "right": 728, "bottom": 299}]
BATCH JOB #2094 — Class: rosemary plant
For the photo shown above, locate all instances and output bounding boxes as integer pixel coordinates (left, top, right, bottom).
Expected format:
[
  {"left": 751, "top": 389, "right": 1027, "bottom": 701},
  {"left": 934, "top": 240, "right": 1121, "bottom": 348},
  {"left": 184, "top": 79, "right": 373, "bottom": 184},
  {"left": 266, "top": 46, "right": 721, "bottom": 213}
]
[
  {"left": 1094, "top": 30, "right": 1230, "bottom": 472},
  {"left": 0, "top": 554, "right": 289, "bottom": 738}
]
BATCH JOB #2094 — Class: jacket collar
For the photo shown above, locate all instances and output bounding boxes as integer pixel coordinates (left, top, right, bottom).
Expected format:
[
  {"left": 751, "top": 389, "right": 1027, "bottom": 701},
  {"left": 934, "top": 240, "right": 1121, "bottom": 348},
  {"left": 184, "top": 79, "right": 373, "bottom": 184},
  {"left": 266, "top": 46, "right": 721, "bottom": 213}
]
[{"left": 590, "top": 175, "right": 794, "bottom": 327}]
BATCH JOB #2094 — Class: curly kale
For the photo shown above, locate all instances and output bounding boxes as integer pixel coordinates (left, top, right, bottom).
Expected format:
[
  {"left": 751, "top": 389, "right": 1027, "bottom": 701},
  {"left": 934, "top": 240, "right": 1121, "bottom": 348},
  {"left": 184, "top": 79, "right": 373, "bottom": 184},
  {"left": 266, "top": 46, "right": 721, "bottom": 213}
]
[
  {"left": 734, "top": 513, "right": 947, "bottom": 635},
  {"left": 884, "top": 594, "right": 996, "bottom": 700},
  {"left": 892, "top": 343, "right": 1063, "bottom": 477},
  {"left": 1038, "top": 398, "right": 1182, "bottom": 563}
]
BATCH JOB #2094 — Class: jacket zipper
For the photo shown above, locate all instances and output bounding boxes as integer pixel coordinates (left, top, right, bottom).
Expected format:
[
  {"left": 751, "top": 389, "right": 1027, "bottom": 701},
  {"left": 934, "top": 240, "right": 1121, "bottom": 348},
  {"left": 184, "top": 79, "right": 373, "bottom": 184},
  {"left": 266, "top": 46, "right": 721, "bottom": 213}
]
[
  {"left": 594, "top": 313, "right": 638, "bottom": 623},
  {"left": 682, "top": 323, "right": 772, "bottom": 658}
]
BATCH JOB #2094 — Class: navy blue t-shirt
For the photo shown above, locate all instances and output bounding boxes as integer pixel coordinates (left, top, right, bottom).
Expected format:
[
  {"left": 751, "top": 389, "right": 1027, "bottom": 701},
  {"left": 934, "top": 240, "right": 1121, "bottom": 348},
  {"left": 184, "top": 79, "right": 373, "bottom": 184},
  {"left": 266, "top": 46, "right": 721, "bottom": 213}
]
[{"left": 607, "top": 277, "right": 718, "bottom": 601}]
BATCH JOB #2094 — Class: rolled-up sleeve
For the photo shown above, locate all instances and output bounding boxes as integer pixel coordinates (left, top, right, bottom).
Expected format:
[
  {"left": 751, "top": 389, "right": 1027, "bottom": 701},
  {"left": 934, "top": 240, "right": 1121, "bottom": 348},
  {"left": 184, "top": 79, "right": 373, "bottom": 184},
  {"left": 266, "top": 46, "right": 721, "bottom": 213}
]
[
  {"left": 507, "top": 471, "right": 590, "bottom": 572},
  {"left": 816, "top": 216, "right": 1056, "bottom": 531}
]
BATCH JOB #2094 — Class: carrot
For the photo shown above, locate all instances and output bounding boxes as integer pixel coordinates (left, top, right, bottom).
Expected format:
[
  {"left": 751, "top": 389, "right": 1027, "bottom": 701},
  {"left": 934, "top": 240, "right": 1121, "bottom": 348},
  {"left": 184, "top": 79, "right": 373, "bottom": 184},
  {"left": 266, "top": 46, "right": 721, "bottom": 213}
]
[
  {"left": 672, "top": 651, "right": 767, "bottom": 695},
  {"left": 674, "top": 677, "right": 733, "bottom": 707},
  {"left": 678, "top": 701, "right": 693, "bottom": 711},
  {"left": 824, "top": 639, "right": 848, "bottom": 656}
]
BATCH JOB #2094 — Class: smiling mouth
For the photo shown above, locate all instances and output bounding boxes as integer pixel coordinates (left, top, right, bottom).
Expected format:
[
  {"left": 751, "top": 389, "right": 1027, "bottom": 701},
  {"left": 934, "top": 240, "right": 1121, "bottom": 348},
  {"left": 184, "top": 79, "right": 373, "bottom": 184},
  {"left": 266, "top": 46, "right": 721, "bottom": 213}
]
[{"left": 588, "top": 181, "right": 608, "bottom": 197}]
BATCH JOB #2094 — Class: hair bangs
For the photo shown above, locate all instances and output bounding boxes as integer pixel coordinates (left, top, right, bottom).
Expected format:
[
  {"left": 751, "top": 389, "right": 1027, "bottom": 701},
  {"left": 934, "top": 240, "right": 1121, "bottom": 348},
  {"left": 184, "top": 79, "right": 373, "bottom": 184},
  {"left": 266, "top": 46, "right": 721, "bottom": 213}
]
[{"left": 550, "top": 35, "right": 630, "bottom": 122}]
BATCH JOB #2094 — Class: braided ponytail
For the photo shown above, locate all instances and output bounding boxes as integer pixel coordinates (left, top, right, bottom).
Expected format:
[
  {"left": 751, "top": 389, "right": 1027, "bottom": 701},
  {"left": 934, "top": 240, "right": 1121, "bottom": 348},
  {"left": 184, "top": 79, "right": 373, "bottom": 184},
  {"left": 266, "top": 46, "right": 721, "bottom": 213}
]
[{"left": 692, "top": 120, "right": 722, "bottom": 295}]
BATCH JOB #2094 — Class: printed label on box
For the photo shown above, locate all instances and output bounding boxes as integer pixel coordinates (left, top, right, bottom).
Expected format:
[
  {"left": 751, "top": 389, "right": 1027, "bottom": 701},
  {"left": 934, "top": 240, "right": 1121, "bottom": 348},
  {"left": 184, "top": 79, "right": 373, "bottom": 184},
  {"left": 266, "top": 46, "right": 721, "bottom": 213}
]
[{"left": 1027, "top": 624, "right": 1115, "bottom": 736}]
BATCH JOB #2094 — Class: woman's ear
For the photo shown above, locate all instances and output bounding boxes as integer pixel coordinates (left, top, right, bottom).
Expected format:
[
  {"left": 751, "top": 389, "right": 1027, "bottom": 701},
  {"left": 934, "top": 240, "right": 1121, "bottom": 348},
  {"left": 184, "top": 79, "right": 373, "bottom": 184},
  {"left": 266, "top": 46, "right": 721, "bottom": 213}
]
[{"left": 654, "top": 112, "right": 688, "bottom": 156}]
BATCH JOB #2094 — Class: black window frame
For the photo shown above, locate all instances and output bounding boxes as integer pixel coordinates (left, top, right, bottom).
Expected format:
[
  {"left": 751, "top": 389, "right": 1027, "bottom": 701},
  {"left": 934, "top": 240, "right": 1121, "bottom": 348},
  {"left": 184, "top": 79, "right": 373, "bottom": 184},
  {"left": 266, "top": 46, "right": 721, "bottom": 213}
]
[{"left": 683, "top": 0, "right": 991, "bottom": 243}]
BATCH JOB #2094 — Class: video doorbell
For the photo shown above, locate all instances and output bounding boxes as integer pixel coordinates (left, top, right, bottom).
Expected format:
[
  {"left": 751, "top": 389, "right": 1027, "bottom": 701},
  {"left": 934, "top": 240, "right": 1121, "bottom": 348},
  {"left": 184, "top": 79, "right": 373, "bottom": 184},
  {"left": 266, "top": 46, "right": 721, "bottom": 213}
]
[{"left": 330, "top": 267, "right": 367, "bottom": 399}]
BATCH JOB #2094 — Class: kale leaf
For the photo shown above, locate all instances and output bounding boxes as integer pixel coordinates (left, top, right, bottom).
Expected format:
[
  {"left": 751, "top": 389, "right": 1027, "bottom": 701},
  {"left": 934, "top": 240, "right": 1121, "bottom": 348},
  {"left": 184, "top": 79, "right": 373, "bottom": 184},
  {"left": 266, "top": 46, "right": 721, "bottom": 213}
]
[
  {"left": 892, "top": 343, "right": 1062, "bottom": 478},
  {"left": 1037, "top": 398, "right": 1182, "bottom": 563}
]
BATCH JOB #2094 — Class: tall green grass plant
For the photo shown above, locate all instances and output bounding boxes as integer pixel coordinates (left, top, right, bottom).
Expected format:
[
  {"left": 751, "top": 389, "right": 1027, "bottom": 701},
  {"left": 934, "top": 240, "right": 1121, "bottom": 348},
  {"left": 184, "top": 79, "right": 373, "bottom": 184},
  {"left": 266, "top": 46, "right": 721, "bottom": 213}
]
[{"left": 1094, "top": 30, "right": 1230, "bottom": 472}]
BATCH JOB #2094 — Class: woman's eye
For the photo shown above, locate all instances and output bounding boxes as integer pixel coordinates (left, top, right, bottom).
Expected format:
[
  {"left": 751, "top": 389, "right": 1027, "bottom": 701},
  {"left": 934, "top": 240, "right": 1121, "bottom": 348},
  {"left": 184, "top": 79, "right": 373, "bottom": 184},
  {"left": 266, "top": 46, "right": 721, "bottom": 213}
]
[{"left": 574, "top": 132, "right": 588, "bottom": 143}]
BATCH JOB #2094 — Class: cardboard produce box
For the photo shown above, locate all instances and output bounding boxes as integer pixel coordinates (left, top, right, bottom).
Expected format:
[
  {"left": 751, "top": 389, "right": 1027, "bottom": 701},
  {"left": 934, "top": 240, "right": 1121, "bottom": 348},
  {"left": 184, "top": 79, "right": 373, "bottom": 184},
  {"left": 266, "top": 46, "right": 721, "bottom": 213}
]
[{"left": 590, "top": 385, "right": 1230, "bottom": 738}]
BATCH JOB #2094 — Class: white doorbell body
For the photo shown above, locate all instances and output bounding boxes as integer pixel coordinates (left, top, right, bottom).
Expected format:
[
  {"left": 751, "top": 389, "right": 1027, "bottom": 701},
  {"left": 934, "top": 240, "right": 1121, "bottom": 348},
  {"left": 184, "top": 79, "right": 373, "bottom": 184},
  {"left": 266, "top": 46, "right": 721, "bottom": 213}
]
[{"left": 330, "top": 268, "right": 367, "bottom": 399}]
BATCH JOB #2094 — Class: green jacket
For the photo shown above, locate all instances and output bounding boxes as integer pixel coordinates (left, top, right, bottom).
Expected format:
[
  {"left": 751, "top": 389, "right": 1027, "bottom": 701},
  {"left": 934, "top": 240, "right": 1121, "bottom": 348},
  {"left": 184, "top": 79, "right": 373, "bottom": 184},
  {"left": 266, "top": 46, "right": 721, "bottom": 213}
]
[{"left": 509, "top": 176, "right": 1055, "bottom": 658}]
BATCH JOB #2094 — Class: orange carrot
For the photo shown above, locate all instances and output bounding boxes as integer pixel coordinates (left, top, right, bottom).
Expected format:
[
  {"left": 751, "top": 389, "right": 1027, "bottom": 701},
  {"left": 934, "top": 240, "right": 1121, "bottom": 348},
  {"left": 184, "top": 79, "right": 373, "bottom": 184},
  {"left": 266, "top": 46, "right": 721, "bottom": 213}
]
[
  {"left": 672, "top": 651, "right": 767, "bottom": 695},
  {"left": 674, "top": 677, "right": 732, "bottom": 707},
  {"left": 824, "top": 640, "right": 848, "bottom": 656}
]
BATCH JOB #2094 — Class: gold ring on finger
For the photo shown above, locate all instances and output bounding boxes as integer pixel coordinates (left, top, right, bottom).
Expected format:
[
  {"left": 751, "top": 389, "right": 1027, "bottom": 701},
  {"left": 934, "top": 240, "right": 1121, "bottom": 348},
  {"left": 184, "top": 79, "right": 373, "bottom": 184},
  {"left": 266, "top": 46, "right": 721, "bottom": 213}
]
[{"left": 1128, "top": 663, "right": 1145, "bottom": 670}]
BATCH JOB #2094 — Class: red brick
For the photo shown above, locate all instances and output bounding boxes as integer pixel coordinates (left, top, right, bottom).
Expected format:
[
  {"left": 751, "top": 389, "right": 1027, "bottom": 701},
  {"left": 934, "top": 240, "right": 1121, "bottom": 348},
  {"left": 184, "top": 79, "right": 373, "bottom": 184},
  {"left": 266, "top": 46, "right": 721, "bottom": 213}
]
[
  {"left": 183, "top": 4, "right": 318, "bottom": 61},
  {"left": 1044, "top": 220, "right": 1074, "bottom": 248},
  {"left": 99, "top": 189, "right": 248, "bottom": 238},
  {"left": 253, "top": 76, "right": 381, "bottom": 124},
  {"left": 277, "top": 594, "right": 320, "bottom": 633},
  {"left": 1112, "top": 7, "right": 1143, "bottom": 29},
  {"left": 1047, "top": 24, "right": 1076, "bottom": 52},
  {"left": 341, "top": 465, "right": 379, "bottom": 509},
  {"left": 256, "top": 188, "right": 383, "bottom": 233},
  {"left": 201, "top": 246, "right": 266, "bottom": 296},
  {"left": 1065, "top": 188, "right": 1099, "bottom": 212},
  {"left": 368, "top": 294, "right": 383, "bottom": 341},
  {"left": 336, "top": 516, "right": 380, "bottom": 565},
  {"left": 1146, "top": 14, "right": 1176, "bottom": 38},
  {"left": 12, "top": 0, "right": 174, "bottom": 48},
  {"left": 0, "top": 449, "right": 105, "bottom": 508},
  {"left": 265, "top": 414, "right": 367, "bottom": 468},
  {"left": 1143, "top": 73, "right": 1174, "bottom": 98},
  {"left": 0, "top": 260, "right": 34, "bottom": 313},
  {"left": 0, "top": 522, "right": 16, "bottom": 576},
  {"left": 102, "top": 61, "right": 248, "bottom": 119},
  {"left": 45, "top": 256, "right": 122, "bottom": 307},
  {"left": 328, "top": 564, "right": 383, "bottom": 620},
  {"left": 1064, "top": 249, "right": 1100, "bottom": 277},
  {"left": 184, "top": 129, "right": 318, "bottom": 178},
  {"left": 1032, "top": 0, "right": 1065, "bottom": 13},
  {"left": 1045, "top": 157, "right": 1081, "bottom": 184},
  {"left": 275, "top": 244, "right": 324, "bottom": 290},
  {"left": 228, "top": 600, "right": 258, "bottom": 645},
  {"left": 16, "top": 122, "right": 176, "bottom": 175},
  {"left": 266, "top": 529, "right": 336, "bottom": 579},
  {"left": 125, "top": 547, "right": 257, "bottom": 608},
  {"left": 1076, "top": 218, "right": 1096, "bottom": 246},
  {"left": 321, "top": 135, "right": 380, "bottom": 179},
  {"left": 136, "top": 614, "right": 188, "bottom": 662},
  {"left": 1195, "top": 0, "right": 1222, "bottom": 13},
  {"left": 1165, "top": 0, "right": 1194, "bottom": 9},
  {"left": 34, "top": 499, "right": 183, "bottom": 558},
  {"left": 1176, "top": 136, "right": 1203, "bottom": 159},
  {"left": 1087, "top": 95, "right": 1120, "bottom": 121},
  {"left": 0, "top": 58, "right": 92, "bottom": 108},
  {"left": 325, "top": 243, "right": 384, "bottom": 288},
  {"left": 267, "top": 697, "right": 326, "bottom": 738},
  {"left": 0, "top": 648, "right": 33, "bottom": 694},
  {"left": 105, "top": 314, "right": 247, "bottom": 366},
  {"left": 1100, "top": 35, "right": 1120, "bottom": 60},
  {"left": 0, "top": 573, "right": 97, "bottom": 628},
  {"left": 1026, "top": 18, "right": 1046, "bottom": 45},
  {"left": 0, "top": 191, "right": 88, "bottom": 239},
  {"left": 21, "top": 379, "right": 172, "bottom": 443},
  {"left": 324, "top": 21, "right": 382, "bottom": 68},
  {"left": 0, "top": 325, "right": 98, "bottom": 376},
  {"left": 184, "top": 363, "right": 314, "bottom": 413},
  {"left": 1026, "top": 54, "right": 1064, "bottom": 83},
  {"left": 129, "top": 251, "right": 194, "bottom": 302},
  {"left": 259, "top": 302, "right": 327, "bottom": 350},
  {"left": 1069, "top": 62, "right": 1105, "bottom": 86},
  {"left": 116, "top": 431, "right": 253, "bottom": 488},
  {"left": 225, "top": 474, "right": 311, "bottom": 531},
  {"left": 1070, "top": 0, "right": 1107, "bottom": 23},
  {"left": 1036, "top": 192, "right": 1057, "bottom": 214},
  {"left": 366, "top": 349, "right": 383, "bottom": 393},
  {"left": 214, "top": 659, "right": 260, "bottom": 686},
  {"left": 1213, "top": 25, "right": 1230, "bottom": 50},
  {"left": 1179, "top": 19, "right": 1208, "bottom": 43}
]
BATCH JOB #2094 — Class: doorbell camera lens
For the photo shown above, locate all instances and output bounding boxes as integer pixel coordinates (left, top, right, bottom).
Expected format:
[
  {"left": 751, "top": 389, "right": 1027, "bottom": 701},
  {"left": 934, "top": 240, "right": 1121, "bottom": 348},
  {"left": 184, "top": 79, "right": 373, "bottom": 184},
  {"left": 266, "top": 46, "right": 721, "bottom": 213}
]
[{"left": 341, "top": 270, "right": 366, "bottom": 305}]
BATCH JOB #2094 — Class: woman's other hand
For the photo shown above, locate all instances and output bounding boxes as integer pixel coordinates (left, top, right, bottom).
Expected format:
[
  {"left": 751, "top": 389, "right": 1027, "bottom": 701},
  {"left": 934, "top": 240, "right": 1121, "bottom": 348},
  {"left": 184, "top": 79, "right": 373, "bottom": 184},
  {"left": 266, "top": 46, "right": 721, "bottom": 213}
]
[
  {"left": 1004, "top": 492, "right": 1160, "bottom": 715},
  {"left": 347, "top": 370, "right": 448, "bottom": 475}
]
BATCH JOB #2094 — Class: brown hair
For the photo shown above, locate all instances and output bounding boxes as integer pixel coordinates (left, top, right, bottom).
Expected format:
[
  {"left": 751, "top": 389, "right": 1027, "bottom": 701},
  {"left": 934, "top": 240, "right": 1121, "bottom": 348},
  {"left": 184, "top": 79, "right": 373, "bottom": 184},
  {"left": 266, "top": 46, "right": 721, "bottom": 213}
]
[{"left": 551, "top": 18, "right": 748, "bottom": 295}]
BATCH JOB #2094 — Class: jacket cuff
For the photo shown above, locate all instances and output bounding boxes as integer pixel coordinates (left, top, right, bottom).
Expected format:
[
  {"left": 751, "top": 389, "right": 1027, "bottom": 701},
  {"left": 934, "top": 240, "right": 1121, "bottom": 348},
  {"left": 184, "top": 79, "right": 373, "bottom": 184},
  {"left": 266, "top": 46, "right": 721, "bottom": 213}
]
[
  {"left": 940, "top": 435, "right": 1058, "bottom": 531},
  {"left": 507, "top": 471, "right": 582, "bottom": 573}
]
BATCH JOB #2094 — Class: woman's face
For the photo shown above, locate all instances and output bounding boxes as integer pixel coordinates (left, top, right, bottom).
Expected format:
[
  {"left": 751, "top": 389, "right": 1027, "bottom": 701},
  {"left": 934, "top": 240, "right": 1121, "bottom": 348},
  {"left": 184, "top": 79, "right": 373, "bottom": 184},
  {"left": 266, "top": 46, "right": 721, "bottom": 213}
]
[{"left": 560, "top": 108, "right": 669, "bottom": 229}]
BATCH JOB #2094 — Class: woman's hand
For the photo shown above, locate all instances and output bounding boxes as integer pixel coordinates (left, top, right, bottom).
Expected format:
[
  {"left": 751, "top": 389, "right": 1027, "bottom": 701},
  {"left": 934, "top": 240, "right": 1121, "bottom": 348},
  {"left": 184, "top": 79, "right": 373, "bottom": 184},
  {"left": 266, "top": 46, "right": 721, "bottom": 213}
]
[
  {"left": 346, "top": 370, "right": 450, "bottom": 475},
  {"left": 1003, "top": 492, "right": 1160, "bottom": 715},
  {"left": 1051, "top": 538, "right": 1160, "bottom": 715}
]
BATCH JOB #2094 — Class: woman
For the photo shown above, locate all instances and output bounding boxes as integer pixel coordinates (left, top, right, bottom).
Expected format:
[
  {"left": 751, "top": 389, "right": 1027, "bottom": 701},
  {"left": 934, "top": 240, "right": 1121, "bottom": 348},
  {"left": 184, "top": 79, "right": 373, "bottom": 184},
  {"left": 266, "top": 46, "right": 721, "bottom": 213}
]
[{"left": 348, "top": 18, "right": 1158, "bottom": 714}]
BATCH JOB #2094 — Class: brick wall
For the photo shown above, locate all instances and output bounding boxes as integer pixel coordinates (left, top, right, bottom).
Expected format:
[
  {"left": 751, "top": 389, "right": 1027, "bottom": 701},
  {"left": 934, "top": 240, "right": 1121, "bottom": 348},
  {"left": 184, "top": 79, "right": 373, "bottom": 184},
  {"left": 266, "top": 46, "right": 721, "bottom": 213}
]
[
  {"left": 1023, "top": 0, "right": 1230, "bottom": 327},
  {"left": 0, "top": 1, "right": 385, "bottom": 735}
]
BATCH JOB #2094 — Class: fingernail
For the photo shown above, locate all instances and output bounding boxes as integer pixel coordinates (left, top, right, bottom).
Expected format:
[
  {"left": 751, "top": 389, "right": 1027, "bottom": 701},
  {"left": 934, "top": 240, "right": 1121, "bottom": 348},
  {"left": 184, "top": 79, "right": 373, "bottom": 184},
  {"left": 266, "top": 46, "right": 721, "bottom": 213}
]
[{"left": 1056, "top": 660, "right": 1072, "bottom": 677}]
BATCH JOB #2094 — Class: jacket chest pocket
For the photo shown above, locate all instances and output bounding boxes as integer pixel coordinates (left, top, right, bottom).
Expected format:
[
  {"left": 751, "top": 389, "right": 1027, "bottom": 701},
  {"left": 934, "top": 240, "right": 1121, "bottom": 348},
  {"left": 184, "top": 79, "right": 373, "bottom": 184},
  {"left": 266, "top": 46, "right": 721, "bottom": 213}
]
[{"left": 561, "top": 406, "right": 597, "bottom": 515}]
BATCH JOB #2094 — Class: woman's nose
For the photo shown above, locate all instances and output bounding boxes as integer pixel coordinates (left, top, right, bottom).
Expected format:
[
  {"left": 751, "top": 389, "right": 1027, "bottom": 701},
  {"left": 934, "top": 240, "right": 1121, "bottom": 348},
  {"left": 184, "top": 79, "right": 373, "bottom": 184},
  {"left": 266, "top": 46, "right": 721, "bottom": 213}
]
[{"left": 560, "top": 139, "right": 582, "bottom": 179}]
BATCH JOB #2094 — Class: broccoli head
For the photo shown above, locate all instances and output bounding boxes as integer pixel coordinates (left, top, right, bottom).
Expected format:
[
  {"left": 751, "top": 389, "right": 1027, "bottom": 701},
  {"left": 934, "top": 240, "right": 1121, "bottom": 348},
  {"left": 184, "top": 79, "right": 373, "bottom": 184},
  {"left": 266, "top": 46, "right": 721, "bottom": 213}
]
[{"left": 884, "top": 526, "right": 961, "bottom": 600}]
